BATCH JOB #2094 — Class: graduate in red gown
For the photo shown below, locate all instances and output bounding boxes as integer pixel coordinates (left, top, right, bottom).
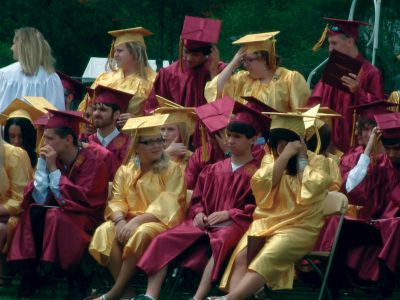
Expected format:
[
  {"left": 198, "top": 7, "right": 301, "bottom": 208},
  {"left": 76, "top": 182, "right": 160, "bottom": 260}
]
[
  {"left": 342, "top": 113, "right": 400, "bottom": 297},
  {"left": 88, "top": 85, "right": 132, "bottom": 167},
  {"left": 8, "top": 109, "right": 116, "bottom": 298},
  {"left": 136, "top": 101, "right": 271, "bottom": 300},
  {"left": 307, "top": 17, "right": 384, "bottom": 153},
  {"left": 185, "top": 96, "right": 234, "bottom": 190},
  {"left": 144, "top": 16, "right": 225, "bottom": 148}
]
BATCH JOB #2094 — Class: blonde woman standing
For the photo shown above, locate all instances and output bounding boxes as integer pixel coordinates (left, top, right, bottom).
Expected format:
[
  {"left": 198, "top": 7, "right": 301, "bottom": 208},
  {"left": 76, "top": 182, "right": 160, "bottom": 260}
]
[
  {"left": 78, "top": 27, "right": 156, "bottom": 125},
  {"left": 0, "top": 27, "right": 65, "bottom": 111}
]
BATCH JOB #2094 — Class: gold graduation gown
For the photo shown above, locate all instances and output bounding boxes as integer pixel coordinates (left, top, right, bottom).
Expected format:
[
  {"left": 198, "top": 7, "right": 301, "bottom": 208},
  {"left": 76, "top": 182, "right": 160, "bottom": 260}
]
[
  {"left": 220, "top": 151, "right": 341, "bottom": 291},
  {"left": 0, "top": 143, "right": 32, "bottom": 252},
  {"left": 78, "top": 67, "right": 156, "bottom": 116},
  {"left": 204, "top": 67, "right": 310, "bottom": 112},
  {"left": 89, "top": 160, "right": 186, "bottom": 265}
]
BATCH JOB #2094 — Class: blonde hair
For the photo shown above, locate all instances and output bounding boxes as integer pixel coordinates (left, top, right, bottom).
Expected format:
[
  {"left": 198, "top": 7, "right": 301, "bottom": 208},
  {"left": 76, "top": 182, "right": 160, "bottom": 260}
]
[
  {"left": 14, "top": 27, "right": 56, "bottom": 76},
  {"left": 108, "top": 41, "right": 151, "bottom": 80},
  {"left": 0, "top": 137, "right": 4, "bottom": 169}
]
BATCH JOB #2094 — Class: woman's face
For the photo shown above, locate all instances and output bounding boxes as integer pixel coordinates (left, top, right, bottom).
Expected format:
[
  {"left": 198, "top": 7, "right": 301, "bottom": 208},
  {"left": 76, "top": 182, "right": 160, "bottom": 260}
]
[
  {"left": 160, "top": 124, "right": 180, "bottom": 147},
  {"left": 8, "top": 124, "right": 23, "bottom": 147},
  {"left": 242, "top": 53, "right": 267, "bottom": 79},
  {"left": 113, "top": 43, "right": 136, "bottom": 70},
  {"left": 11, "top": 37, "right": 18, "bottom": 60},
  {"left": 136, "top": 135, "right": 164, "bottom": 164},
  {"left": 356, "top": 123, "right": 373, "bottom": 146}
]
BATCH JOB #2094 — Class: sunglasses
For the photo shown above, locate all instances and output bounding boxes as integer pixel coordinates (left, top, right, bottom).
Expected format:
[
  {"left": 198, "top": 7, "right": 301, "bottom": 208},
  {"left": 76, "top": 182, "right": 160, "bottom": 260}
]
[{"left": 138, "top": 138, "right": 164, "bottom": 146}]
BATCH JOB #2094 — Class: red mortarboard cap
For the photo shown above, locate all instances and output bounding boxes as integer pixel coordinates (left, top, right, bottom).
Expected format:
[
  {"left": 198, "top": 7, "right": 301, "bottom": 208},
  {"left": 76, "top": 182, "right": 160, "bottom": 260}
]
[
  {"left": 57, "top": 71, "right": 84, "bottom": 100},
  {"left": 350, "top": 100, "right": 398, "bottom": 120},
  {"left": 241, "top": 96, "right": 278, "bottom": 113},
  {"left": 374, "top": 112, "right": 400, "bottom": 139},
  {"left": 195, "top": 96, "right": 235, "bottom": 134},
  {"left": 231, "top": 101, "right": 271, "bottom": 133},
  {"left": 181, "top": 16, "right": 221, "bottom": 50},
  {"left": 34, "top": 114, "right": 50, "bottom": 126},
  {"left": 44, "top": 109, "right": 88, "bottom": 136},
  {"left": 323, "top": 17, "right": 369, "bottom": 41},
  {"left": 93, "top": 85, "right": 133, "bottom": 113}
]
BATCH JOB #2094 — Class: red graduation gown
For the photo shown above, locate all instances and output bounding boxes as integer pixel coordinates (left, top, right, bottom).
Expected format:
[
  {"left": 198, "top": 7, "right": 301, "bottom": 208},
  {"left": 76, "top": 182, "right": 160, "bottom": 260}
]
[
  {"left": 185, "top": 143, "right": 265, "bottom": 190},
  {"left": 7, "top": 144, "right": 115, "bottom": 270},
  {"left": 137, "top": 157, "right": 261, "bottom": 282},
  {"left": 144, "top": 59, "right": 225, "bottom": 148},
  {"left": 88, "top": 131, "right": 131, "bottom": 167},
  {"left": 307, "top": 55, "right": 384, "bottom": 153}
]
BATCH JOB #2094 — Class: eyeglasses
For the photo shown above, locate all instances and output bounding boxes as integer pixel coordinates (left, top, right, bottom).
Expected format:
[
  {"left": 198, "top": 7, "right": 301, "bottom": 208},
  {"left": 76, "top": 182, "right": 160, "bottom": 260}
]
[
  {"left": 138, "top": 138, "right": 164, "bottom": 146},
  {"left": 240, "top": 56, "right": 259, "bottom": 65}
]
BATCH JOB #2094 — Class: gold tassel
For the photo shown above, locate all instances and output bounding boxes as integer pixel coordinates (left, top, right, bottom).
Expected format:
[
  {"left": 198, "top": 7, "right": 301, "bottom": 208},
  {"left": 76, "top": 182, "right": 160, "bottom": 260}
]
[
  {"left": 107, "top": 40, "right": 116, "bottom": 71},
  {"left": 200, "top": 123, "right": 209, "bottom": 163},
  {"left": 314, "top": 124, "right": 321, "bottom": 154},
  {"left": 36, "top": 127, "right": 44, "bottom": 156},
  {"left": 122, "top": 131, "right": 138, "bottom": 165},
  {"left": 269, "top": 37, "right": 277, "bottom": 71},
  {"left": 312, "top": 24, "right": 329, "bottom": 51},
  {"left": 178, "top": 38, "right": 184, "bottom": 72},
  {"left": 350, "top": 110, "right": 357, "bottom": 148}
]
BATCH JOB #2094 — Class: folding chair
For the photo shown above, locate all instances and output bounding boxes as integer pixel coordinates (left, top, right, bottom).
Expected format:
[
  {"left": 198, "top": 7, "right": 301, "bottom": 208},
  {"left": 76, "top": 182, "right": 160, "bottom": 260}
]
[{"left": 303, "top": 191, "right": 349, "bottom": 300}]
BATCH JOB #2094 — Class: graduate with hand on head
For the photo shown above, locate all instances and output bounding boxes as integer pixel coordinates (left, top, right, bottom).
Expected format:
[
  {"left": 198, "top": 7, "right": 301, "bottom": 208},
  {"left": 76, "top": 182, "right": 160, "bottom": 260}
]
[
  {"left": 205, "top": 31, "right": 310, "bottom": 113},
  {"left": 7, "top": 109, "right": 116, "bottom": 299}
]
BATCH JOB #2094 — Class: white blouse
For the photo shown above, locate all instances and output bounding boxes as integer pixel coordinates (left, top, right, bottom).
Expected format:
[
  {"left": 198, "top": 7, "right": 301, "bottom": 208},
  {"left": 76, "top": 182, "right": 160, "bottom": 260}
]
[{"left": 0, "top": 62, "right": 65, "bottom": 112}]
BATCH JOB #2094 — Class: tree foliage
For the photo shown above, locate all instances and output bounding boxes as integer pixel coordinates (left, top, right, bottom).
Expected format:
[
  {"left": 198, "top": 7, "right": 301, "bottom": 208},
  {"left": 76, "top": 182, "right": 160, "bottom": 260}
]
[{"left": 0, "top": 0, "right": 399, "bottom": 91}]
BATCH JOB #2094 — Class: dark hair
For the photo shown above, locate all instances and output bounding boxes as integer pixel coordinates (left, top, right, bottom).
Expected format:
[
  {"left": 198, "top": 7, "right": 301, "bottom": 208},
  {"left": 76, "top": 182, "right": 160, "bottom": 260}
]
[
  {"left": 306, "top": 123, "right": 331, "bottom": 154},
  {"left": 268, "top": 128, "right": 300, "bottom": 176},
  {"left": 96, "top": 102, "right": 120, "bottom": 114},
  {"left": 4, "top": 117, "right": 37, "bottom": 167},
  {"left": 227, "top": 122, "right": 256, "bottom": 138},
  {"left": 357, "top": 117, "right": 376, "bottom": 133},
  {"left": 382, "top": 137, "right": 400, "bottom": 147},
  {"left": 53, "top": 127, "right": 78, "bottom": 146},
  {"left": 185, "top": 45, "right": 212, "bottom": 56}
]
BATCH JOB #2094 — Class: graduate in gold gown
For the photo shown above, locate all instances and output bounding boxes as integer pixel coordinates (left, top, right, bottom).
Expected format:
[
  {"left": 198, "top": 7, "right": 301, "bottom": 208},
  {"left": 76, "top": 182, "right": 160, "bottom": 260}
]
[
  {"left": 154, "top": 96, "right": 197, "bottom": 170},
  {"left": 88, "top": 115, "right": 186, "bottom": 300},
  {"left": 210, "top": 112, "right": 340, "bottom": 300},
  {"left": 204, "top": 32, "right": 310, "bottom": 112},
  {"left": 78, "top": 27, "right": 156, "bottom": 123},
  {"left": 0, "top": 121, "right": 32, "bottom": 285}
]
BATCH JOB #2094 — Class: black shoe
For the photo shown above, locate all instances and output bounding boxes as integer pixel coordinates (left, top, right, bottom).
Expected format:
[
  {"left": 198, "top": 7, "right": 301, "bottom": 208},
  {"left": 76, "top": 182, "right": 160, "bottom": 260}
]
[{"left": 17, "top": 273, "right": 42, "bottom": 298}]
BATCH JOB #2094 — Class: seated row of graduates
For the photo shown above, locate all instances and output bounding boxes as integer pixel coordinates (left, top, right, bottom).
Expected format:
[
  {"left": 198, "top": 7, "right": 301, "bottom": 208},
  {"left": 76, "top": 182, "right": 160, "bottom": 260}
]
[{"left": 0, "top": 93, "right": 345, "bottom": 299}]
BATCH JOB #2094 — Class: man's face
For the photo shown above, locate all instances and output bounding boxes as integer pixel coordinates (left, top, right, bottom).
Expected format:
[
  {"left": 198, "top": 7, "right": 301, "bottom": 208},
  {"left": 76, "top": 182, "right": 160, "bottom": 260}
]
[
  {"left": 384, "top": 144, "right": 400, "bottom": 169},
  {"left": 43, "top": 129, "right": 69, "bottom": 155},
  {"left": 226, "top": 131, "right": 254, "bottom": 156},
  {"left": 328, "top": 34, "right": 352, "bottom": 55},
  {"left": 92, "top": 103, "right": 118, "bottom": 129},
  {"left": 183, "top": 48, "right": 207, "bottom": 69}
]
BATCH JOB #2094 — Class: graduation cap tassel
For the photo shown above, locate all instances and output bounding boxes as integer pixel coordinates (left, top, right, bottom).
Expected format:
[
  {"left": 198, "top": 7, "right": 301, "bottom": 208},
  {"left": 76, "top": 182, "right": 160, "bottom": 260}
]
[
  {"left": 200, "top": 123, "right": 209, "bottom": 163},
  {"left": 36, "top": 128, "right": 44, "bottom": 156},
  {"left": 269, "top": 37, "right": 277, "bottom": 71},
  {"left": 312, "top": 24, "right": 329, "bottom": 52},
  {"left": 123, "top": 131, "right": 138, "bottom": 165},
  {"left": 314, "top": 124, "right": 321, "bottom": 154},
  {"left": 178, "top": 38, "right": 184, "bottom": 72}
]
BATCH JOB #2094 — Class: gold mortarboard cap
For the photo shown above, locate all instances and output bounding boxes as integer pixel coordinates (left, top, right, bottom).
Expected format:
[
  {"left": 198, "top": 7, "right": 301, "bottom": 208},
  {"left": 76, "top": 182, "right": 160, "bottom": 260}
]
[
  {"left": 108, "top": 27, "right": 153, "bottom": 48},
  {"left": 154, "top": 107, "right": 197, "bottom": 136},
  {"left": 0, "top": 113, "right": 7, "bottom": 124},
  {"left": 264, "top": 109, "right": 318, "bottom": 137},
  {"left": 1, "top": 98, "right": 53, "bottom": 125},
  {"left": 122, "top": 114, "right": 169, "bottom": 137},
  {"left": 233, "top": 31, "right": 279, "bottom": 54},
  {"left": 155, "top": 95, "right": 183, "bottom": 109}
]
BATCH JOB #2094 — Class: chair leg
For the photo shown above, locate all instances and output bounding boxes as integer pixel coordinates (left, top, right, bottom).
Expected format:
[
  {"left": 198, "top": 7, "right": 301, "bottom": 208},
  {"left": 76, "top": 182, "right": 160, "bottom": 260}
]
[
  {"left": 318, "top": 215, "right": 345, "bottom": 300},
  {"left": 166, "top": 267, "right": 183, "bottom": 300}
]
